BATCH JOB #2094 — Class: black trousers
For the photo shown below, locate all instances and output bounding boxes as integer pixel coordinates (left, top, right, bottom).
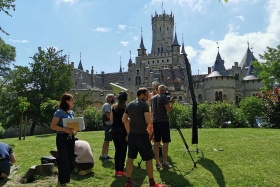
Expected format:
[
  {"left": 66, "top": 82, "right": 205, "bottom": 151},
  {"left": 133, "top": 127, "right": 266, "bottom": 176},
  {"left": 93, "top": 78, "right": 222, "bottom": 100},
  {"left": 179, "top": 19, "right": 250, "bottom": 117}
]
[
  {"left": 56, "top": 133, "right": 75, "bottom": 184},
  {"left": 112, "top": 132, "right": 127, "bottom": 171},
  {"left": 74, "top": 162, "right": 94, "bottom": 170}
]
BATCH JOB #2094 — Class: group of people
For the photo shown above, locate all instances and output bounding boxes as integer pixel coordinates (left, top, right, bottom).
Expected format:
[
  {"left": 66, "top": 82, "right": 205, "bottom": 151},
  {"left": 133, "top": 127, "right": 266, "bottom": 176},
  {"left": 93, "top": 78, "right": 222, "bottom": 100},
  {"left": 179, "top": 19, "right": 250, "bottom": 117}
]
[
  {"left": 0, "top": 81, "right": 174, "bottom": 187},
  {"left": 100, "top": 81, "right": 175, "bottom": 187}
]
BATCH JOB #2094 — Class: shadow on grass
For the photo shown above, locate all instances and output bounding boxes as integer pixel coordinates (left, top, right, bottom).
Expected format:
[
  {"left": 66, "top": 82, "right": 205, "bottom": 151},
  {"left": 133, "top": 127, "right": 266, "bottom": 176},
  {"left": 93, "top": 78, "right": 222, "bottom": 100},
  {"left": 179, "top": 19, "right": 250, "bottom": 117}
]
[
  {"left": 110, "top": 164, "right": 147, "bottom": 187},
  {"left": 35, "top": 134, "right": 53, "bottom": 138},
  {"left": 70, "top": 171, "right": 95, "bottom": 181},
  {"left": 157, "top": 157, "right": 191, "bottom": 187},
  {"left": 197, "top": 157, "right": 225, "bottom": 187}
]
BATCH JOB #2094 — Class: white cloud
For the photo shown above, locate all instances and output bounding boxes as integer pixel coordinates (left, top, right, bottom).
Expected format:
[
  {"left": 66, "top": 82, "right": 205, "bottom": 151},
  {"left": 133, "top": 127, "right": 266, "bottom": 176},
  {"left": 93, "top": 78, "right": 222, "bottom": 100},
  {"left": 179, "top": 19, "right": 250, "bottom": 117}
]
[
  {"left": 9, "top": 39, "right": 29, "bottom": 43},
  {"left": 133, "top": 36, "right": 139, "bottom": 41},
  {"left": 56, "top": 0, "right": 78, "bottom": 5},
  {"left": 91, "top": 27, "right": 112, "bottom": 33},
  {"left": 235, "top": 15, "right": 245, "bottom": 22},
  {"left": 118, "top": 24, "right": 127, "bottom": 31},
  {"left": 120, "top": 41, "right": 130, "bottom": 46},
  {"left": 193, "top": 0, "right": 280, "bottom": 70}
]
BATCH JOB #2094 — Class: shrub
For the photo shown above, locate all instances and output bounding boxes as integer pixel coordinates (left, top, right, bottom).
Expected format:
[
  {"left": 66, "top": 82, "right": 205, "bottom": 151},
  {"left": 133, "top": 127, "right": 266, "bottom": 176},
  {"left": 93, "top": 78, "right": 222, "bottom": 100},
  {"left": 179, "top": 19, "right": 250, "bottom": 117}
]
[
  {"left": 83, "top": 106, "right": 102, "bottom": 131},
  {"left": 169, "top": 103, "right": 192, "bottom": 128}
]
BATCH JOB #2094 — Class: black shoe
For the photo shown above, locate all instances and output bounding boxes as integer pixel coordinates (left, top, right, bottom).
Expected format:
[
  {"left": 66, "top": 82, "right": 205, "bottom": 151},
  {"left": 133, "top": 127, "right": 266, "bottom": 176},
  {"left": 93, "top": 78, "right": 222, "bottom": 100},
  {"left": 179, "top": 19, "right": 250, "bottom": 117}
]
[{"left": 105, "top": 156, "right": 113, "bottom": 159}]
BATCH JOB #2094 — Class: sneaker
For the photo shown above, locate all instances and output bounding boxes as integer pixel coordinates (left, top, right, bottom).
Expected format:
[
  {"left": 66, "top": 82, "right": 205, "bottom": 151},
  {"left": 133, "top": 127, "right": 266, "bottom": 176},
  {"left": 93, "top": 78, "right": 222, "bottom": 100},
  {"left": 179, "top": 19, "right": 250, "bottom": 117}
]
[
  {"left": 149, "top": 183, "right": 166, "bottom": 187},
  {"left": 78, "top": 168, "right": 92, "bottom": 176},
  {"left": 116, "top": 171, "right": 126, "bottom": 177},
  {"left": 162, "top": 162, "right": 172, "bottom": 169},
  {"left": 99, "top": 156, "right": 105, "bottom": 160},
  {"left": 155, "top": 163, "right": 162, "bottom": 169},
  {"left": 105, "top": 155, "right": 113, "bottom": 159}
]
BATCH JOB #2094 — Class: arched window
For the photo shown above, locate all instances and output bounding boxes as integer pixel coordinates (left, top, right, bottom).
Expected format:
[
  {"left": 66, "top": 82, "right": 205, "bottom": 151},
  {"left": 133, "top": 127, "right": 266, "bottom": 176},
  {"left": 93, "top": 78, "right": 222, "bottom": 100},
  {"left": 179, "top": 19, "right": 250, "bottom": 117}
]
[
  {"left": 223, "top": 94, "right": 227, "bottom": 101},
  {"left": 158, "top": 48, "right": 160, "bottom": 53},
  {"left": 161, "top": 47, "right": 163, "bottom": 53},
  {"left": 198, "top": 94, "right": 203, "bottom": 103},
  {"left": 179, "top": 96, "right": 182, "bottom": 101}
]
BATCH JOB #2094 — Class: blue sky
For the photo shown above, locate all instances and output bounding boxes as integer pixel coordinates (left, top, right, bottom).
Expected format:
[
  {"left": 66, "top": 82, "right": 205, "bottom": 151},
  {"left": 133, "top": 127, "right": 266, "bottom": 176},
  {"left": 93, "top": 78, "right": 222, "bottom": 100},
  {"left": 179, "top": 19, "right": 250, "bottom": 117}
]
[{"left": 0, "top": 0, "right": 279, "bottom": 75}]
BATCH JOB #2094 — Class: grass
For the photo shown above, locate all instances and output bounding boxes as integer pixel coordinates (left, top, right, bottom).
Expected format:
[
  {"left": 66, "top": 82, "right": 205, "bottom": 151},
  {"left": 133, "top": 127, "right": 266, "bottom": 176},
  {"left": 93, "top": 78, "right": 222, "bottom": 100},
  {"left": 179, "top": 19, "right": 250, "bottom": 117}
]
[{"left": 1, "top": 128, "right": 280, "bottom": 187}]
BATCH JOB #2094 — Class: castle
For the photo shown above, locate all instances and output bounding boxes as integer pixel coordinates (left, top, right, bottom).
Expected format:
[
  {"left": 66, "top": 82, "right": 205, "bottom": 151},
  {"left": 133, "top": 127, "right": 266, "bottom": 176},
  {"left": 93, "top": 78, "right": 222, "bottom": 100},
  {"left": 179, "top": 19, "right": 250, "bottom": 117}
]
[{"left": 70, "top": 11, "right": 263, "bottom": 107}]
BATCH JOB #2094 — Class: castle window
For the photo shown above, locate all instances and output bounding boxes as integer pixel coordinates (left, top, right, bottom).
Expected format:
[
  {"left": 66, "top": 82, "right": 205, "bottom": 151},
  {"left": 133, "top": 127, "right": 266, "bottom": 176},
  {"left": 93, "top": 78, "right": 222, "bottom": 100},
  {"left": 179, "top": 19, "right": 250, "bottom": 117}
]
[
  {"left": 167, "top": 59, "right": 169, "bottom": 62},
  {"left": 160, "top": 27, "right": 161, "bottom": 31},
  {"left": 148, "top": 61, "right": 150, "bottom": 64},
  {"left": 162, "top": 60, "right": 164, "bottom": 63},
  {"left": 157, "top": 60, "right": 159, "bottom": 63},
  {"left": 167, "top": 27, "right": 169, "bottom": 31},
  {"left": 153, "top": 61, "right": 154, "bottom": 64},
  {"left": 179, "top": 96, "right": 182, "bottom": 101},
  {"left": 158, "top": 48, "right": 160, "bottom": 53},
  {"left": 215, "top": 91, "right": 223, "bottom": 102},
  {"left": 198, "top": 94, "right": 203, "bottom": 103},
  {"left": 161, "top": 47, "right": 163, "bottom": 53}
]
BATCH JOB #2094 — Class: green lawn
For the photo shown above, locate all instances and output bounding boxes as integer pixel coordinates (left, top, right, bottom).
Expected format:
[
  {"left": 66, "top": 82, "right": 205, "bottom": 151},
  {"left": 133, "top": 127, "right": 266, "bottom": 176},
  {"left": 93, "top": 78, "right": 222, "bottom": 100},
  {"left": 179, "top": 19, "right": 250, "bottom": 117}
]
[{"left": 1, "top": 128, "right": 280, "bottom": 187}]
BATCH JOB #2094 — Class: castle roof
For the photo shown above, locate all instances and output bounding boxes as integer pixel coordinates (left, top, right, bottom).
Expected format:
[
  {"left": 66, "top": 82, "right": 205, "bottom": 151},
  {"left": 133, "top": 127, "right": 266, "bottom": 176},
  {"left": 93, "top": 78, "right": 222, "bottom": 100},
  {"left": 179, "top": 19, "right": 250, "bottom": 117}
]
[
  {"left": 211, "top": 51, "right": 229, "bottom": 76},
  {"left": 78, "top": 59, "right": 83, "bottom": 71},
  {"left": 239, "top": 46, "right": 256, "bottom": 69},
  {"left": 139, "top": 35, "right": 146, "bottom": 49},
  {"left": 172, "top": 32, "right": 180, "bottom": 46},
  {"left": 181, "top": 41, "right": 186, "bottom": 54},
  {"left": 243, "top": 64, "right": 258, "bottom": 80}
]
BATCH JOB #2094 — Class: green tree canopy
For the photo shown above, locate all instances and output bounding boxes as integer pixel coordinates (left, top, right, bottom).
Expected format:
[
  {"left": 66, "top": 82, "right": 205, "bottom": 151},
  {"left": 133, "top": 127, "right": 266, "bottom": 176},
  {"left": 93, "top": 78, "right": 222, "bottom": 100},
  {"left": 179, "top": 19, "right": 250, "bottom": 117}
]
[
  {"left": 0, "top": 0, "right": 16, "bottom": 35},
  {"left": 253, "top": 45, "right": 280, "bottom": 90},
  {"left": 5, "top": 47, "right": 73, "bottom": 134}
]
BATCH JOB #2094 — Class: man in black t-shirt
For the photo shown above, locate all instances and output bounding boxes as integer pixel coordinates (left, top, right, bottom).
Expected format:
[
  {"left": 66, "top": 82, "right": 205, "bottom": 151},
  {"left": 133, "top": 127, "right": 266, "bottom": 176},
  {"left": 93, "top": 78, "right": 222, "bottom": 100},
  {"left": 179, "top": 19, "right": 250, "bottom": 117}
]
[{"left": 122, "top": 88, "right": 166, "bottom": 187}]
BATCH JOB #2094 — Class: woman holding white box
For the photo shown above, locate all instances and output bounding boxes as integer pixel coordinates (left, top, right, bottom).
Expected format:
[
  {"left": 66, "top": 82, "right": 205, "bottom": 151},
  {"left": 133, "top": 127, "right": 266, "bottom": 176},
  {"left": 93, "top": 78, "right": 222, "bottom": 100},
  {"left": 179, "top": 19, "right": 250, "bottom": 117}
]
[{"left": 50, "top": 93, "right": 76, "bottom": 187}]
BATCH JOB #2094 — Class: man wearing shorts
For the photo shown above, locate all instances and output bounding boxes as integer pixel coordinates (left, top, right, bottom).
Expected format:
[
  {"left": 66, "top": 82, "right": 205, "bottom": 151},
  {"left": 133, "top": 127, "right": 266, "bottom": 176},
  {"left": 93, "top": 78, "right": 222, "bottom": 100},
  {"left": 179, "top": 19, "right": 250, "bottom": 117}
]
[
  {"left": 100, "top": 93, "right": 115, "bottom": 160},
  {"left": 0, "top": 143, "right": 16, "bottom": 180},
  {"left": 151, "top": 85, "right": 174, "bottom": 169},
  {"left": 122, "top": 87, "right": 165, "bottom": 187}
]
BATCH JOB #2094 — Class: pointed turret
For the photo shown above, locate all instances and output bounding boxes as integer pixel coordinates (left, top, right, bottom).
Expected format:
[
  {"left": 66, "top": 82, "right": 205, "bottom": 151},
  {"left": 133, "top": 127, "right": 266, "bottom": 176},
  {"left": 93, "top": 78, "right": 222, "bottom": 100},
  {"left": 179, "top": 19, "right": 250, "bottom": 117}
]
[
  {"left": 128, "top": 51, "right": 132, "bottom": 68},
  {"left": 239, "top": 42, "right": 256, "bottom": 69},
  {"left": 119, "top": 56, "right": 122, "bottom": 73},
  {"left": 212, "top": 51, "right": 228, "bottom": 76},
  {"left": 138, "top": 28, "right": 147, "bottom": 56},
  {"left": 181, "top": 35, "right": 186, "bottom": 54},
  {"left": 78, "top": 52, "right": 83, "bottom": 71},
  {"left": 172, "top": 32, "right": 180, "bottom": 46}
]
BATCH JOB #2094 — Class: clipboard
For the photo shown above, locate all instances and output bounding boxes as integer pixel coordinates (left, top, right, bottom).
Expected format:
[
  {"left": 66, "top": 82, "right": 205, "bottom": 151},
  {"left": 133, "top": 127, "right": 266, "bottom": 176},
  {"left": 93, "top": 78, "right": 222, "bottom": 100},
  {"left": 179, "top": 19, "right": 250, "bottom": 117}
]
[{"left": 62, "top": 117, "right": 85, "bottom": 131}]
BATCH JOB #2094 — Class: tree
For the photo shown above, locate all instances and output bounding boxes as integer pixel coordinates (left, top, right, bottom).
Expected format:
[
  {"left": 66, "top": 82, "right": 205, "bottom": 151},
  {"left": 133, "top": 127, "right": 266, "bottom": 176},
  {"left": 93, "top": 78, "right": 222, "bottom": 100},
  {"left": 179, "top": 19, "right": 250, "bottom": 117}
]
[
  {"left": 5, "top": 47, "right": 73, "bottom": 135},
  {"left": 253, "top": 45, "right": 280, "bottom": 90},
  {"left": 0, "top": 0, "right": 16, "bottom": 35},
  {"left": 239, "top": 96, "right": 264, "bottom": 127},
  {"left": 0, "top": 37, "right": 16, "bottom": 86}
]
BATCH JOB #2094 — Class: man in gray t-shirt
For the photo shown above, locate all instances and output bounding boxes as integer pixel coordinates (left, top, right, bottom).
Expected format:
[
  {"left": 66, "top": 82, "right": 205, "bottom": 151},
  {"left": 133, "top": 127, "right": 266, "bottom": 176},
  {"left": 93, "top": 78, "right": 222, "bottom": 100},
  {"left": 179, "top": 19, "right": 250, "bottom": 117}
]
[
  {"left": 151, "top": 85, "right": 174, "bottom": 169},
  {"left": 100, "top": 94, "right": 115, "bottom": 160}
]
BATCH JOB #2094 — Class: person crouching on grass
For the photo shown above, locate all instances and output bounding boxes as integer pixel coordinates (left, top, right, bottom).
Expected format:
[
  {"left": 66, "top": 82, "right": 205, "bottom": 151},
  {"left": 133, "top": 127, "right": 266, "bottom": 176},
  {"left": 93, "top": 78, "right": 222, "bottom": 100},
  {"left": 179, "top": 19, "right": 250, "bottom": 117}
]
[{"left": 122, "top": 87, "right": 166, "bottom": 187}]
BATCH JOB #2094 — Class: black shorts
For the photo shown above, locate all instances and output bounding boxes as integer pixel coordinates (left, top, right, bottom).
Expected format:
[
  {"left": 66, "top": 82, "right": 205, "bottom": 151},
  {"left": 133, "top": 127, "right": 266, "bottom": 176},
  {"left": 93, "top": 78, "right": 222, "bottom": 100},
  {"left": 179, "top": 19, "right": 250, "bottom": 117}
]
[
  {"left": 153, "top": 121, "right": 171, "bottom": 143},
  {"left": 127, "top": 133, "right": 153, "bottom": 161},
  {"left": 103, "top": 124, "right": 112, "bottom": 141},
  {"left": 0, "top": 160, "right": 11, "bottom": 176}
]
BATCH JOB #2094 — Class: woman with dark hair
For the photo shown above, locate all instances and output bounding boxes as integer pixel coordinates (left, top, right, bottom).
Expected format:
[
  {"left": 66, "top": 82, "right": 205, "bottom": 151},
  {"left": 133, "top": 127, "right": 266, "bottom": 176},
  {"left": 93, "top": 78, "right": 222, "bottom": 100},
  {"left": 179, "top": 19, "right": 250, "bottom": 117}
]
[
  {"left": 110, "top": 91, "right": 128, "bottom": 177},
  {"left": 51, "top": 93, "right": 76, "bottom": 187}
]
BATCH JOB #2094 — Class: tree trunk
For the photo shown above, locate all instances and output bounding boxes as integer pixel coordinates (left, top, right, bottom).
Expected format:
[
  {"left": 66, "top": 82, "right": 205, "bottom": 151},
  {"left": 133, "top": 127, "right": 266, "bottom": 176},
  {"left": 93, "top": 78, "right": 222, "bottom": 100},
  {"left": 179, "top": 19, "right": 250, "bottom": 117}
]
[{"left": 29, "top": 121, "right": 36, "bottom": 136}]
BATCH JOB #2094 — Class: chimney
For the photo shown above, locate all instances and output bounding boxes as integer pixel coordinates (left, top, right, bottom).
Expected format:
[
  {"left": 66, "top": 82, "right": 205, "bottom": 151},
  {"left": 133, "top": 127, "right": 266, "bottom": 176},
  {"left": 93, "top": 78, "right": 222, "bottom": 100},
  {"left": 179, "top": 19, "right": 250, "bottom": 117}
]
[{"left": 208, "top": 67, "right": 211, "bottom": 74}]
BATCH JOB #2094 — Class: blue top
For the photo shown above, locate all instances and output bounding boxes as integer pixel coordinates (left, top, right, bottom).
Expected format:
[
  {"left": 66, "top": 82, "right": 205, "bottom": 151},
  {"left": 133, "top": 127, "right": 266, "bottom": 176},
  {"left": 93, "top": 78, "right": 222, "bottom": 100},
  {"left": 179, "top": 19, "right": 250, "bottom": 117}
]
[
  {"left": 0, "top": 143, "right": 13, "bottom": 162},
  {"left": 53, "top": 109, "right": 74, "bottom": 134}
]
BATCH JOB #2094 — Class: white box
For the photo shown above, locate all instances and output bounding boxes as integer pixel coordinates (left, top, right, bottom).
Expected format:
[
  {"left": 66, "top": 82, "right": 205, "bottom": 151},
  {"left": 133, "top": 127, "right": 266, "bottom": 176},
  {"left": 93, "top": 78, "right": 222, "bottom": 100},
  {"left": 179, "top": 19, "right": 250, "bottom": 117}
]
[{"left": 62, "top": 117, "right": 85, "bottom": 131}]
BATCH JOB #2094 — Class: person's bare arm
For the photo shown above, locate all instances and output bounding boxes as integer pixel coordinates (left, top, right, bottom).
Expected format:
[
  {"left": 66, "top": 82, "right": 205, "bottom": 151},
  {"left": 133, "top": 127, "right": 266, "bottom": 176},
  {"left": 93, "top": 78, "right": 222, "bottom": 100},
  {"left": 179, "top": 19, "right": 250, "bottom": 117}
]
[
  {"left": 105, "top": 111, "right": 110, "bottom": 119},
  {"left": 144, "top": 112, "right": 152, "bottom": 124},
  {"left": 50, "top": 117, "right": 75, "bottom": 134},
  {"left": 165, "top": 99, "right": 175, "bottom": 112},
  {"left": 10, "top": 153, "right": 16, "bottom": 163},
  {"left": 122, "top": 113, "right": 130, "bottom": 134}
]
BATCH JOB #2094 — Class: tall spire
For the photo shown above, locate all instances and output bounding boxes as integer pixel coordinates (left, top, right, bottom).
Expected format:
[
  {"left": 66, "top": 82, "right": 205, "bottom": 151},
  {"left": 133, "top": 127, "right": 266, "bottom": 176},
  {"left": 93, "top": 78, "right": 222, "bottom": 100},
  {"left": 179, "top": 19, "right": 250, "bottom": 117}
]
[
  {"left": 128, "top": 50, "right": 132, "bottom": 68},
  {"left": 172, "top": 25, "right": 180, "bottom": 46},
  {"left": 119, "top": 56, "right": 122, "bottom": 73},
  {"left": 139, "top": 27, "right": 146, "bottom": 49},
  {"left": 181, "top": 34, "right": 186, "bottom": 54},
  {"left": 78, "top": 52, "right": 84, "bottom": 71}
]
